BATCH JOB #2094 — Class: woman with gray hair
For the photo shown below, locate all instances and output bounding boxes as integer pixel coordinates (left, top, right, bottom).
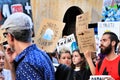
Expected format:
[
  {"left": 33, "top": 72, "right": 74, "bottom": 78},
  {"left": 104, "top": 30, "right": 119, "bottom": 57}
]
[{"left": 58, "top": 47, "right": 72, "bottom": 67}]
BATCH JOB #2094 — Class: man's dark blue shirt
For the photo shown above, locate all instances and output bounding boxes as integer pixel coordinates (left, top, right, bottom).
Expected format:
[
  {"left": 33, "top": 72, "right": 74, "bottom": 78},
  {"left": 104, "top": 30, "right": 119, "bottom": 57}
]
[{"left": 14, "top": 44, "right": 55, "bottom": 80}]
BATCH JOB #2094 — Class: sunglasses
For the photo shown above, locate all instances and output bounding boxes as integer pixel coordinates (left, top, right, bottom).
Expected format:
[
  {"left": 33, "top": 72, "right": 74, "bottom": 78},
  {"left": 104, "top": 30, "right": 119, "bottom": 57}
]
[{"left": 3, "top": 32, "right": 8, "bottom": 38}]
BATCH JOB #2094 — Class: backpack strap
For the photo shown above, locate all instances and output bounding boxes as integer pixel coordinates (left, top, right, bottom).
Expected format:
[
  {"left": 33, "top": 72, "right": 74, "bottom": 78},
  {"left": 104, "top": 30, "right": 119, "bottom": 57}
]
[
  {"left": 118, "top": 60, "right": 120, "bottom": 76},
  {"left": 98, "top": 59, "right": 103, "bottom": 71}
]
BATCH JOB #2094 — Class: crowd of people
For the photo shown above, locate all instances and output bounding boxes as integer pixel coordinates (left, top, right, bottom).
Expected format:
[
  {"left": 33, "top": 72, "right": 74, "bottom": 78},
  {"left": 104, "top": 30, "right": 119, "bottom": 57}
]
[{"left": 0, "top": 12, "right": 120, "bottom": 80}]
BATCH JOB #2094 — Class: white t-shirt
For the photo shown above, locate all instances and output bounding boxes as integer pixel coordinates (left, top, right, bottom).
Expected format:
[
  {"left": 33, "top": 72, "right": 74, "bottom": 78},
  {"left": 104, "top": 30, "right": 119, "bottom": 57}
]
[{"left": 1, "top": 69, "right": 12, "bottom": 80}]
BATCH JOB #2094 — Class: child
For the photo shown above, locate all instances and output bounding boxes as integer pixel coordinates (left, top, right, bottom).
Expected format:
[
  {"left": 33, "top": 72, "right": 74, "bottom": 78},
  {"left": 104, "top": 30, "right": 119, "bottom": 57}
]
[{"left": 0, "top": 51, "right": 12, "bottom": 80}]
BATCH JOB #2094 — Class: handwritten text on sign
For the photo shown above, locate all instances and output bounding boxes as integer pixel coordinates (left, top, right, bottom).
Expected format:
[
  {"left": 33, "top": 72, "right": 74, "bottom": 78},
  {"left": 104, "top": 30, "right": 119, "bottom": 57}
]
[
  {"left": 35, "top": 18, "right": 65, "bottom": 52},
  {"left": 76, "top": 12, "right": 91, "bottom": 33},
  {"left": 37, "top": 22, "right": 59, "bottom": 46},
  {"left": 77, "top": 29, "right": 96, "bottom": 53}
]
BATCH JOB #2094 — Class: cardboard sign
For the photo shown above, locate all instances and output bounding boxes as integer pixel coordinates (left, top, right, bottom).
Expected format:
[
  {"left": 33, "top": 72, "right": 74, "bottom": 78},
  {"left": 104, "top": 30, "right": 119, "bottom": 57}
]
[
  {"left": 76, "top": 12, "right": 91, "bottom": 33},
  {"left": 57, "top": 34, "right": 78, "bottom": 54},
  {"left": 76, "top": 29, "right": 96, "bottom": 53},
  {"left": 0, "top": 0, "right": 32, "bottom": 25},
  {"left": 35, "top": 18, "right": 65, "bottom": 52}
]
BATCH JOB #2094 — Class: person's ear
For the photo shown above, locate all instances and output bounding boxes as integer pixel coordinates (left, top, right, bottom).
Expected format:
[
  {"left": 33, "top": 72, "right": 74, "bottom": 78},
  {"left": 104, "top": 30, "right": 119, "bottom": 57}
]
[
  {"left": 8, "top": 33, "right": 14, "bottom": 41},
  {"left": 112, "top": 41, "right": 116, "bottom": 47}
]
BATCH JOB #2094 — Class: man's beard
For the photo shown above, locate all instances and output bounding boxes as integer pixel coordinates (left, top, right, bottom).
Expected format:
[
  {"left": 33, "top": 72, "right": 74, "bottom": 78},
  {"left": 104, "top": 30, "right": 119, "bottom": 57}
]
[{"left": 100, "top": 43, "right": 112, "bottom": 55}]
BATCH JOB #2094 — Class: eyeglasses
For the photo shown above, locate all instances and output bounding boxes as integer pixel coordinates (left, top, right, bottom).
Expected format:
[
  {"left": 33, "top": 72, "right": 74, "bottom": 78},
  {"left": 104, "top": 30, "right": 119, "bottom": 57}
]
[{"left": 3, "top": 32, "right": 8, "bottom": 38}]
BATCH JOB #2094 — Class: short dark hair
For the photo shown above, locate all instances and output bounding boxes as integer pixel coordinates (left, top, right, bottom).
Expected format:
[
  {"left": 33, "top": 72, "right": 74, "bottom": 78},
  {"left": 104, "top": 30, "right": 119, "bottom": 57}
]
[
  {"left": 103, "top": 32, "right": 119, "bottom": 50},
  {"left": 11, "top": 29, "right": 32, "bottom": 42}
]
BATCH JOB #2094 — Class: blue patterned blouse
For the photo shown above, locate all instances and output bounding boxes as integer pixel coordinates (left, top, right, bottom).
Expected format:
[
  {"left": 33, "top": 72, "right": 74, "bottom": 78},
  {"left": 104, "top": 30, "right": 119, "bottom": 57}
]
[{"left": 14, "top": 44, "right": 55, "bottom": 80}]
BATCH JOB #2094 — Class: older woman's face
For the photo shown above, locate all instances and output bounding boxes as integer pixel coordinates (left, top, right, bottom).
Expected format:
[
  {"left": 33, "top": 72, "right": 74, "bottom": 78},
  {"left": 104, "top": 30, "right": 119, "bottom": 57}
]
[{"left": 59, "top": 53, "right": 72, "bottom": 67}]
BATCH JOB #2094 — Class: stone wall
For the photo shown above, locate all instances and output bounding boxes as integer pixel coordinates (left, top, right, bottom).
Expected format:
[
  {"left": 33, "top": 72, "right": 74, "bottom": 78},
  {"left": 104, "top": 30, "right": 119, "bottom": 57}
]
[{"left": 31, "top": 0, "right": 103, "bottom": 34}]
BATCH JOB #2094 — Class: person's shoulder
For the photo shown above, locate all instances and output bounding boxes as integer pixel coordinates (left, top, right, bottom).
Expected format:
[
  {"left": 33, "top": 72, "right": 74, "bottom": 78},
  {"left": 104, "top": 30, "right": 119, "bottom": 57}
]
[
  {"left": 28, "top": 44, "right": 46, "bottom": 56},
  {"left": 25, "top": 44, "right": 52, "bottom": 62},
  {"left": 118, "top": 55, "right": 120, "bottom": 58},
  {"left": 112, "top": 55, "right": 120, "bottom": 61},
  {"left": 117, "top": 55, "right": 120, "bottom": 60},
  {"left": 24, "top": 49, "right": 46, "bottom": 63}
]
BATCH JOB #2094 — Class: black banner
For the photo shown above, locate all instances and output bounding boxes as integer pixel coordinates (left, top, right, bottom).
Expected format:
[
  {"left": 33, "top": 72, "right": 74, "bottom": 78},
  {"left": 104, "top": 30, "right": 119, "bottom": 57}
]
[{"left": 0, "top": 0, "right": 32, "bottom": 25}]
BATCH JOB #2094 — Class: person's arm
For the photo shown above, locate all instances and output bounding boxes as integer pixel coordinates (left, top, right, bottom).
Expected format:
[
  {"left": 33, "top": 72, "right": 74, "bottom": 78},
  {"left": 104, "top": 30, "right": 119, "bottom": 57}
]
[
  {"left": 4, "top": 45, "right": 16, "bottom": 80},
  {"left": 84, "top": 50, "right": 95, "bottom": 75},
  {"left": 8, "top": 63, "right": 16, "bottom": 80}
]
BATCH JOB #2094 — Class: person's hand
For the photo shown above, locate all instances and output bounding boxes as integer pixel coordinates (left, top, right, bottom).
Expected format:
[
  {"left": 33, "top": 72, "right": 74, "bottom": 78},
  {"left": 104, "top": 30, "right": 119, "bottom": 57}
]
[
  {"left": 4, "top": 45, "right": 16, "bottom": 63},
  {"left": 84, "top": 50, "right": 92, "bottom": 59},
  {"left": 4, "top": 45, "right": 16, "bottom": 80}
]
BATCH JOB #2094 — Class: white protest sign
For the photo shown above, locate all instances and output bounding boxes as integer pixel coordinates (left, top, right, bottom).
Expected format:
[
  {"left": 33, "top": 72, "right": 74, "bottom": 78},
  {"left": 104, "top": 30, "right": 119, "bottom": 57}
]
[
  {"left": 57, "top": 34, "right": 78, "bottom": 54},
  {"left": 98, "top": 22, "right": 120, "bottom": 40},
  {"left": 90, "top": 75, "right": 113, "bottom": 80}
]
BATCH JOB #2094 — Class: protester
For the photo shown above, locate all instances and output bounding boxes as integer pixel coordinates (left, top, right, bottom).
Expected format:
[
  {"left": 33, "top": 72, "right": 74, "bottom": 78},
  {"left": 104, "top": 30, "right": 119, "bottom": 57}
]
[
  {"left": 70, "top": 49, "right": 91, "bottom": 80},
  {"left": 1, "top": 12, "right": 55, "bottom": 80},
  {"left": 58, "top": 47, "right": 72, "bottom": 67},
  {"left": 0, "top": 51, "right": 12, "bottom": 80},
  {"left": 84, "top": 32, "right": 120, "bottom": 80},
  {"left": 4, "top": 45, "right": 16, "bottom": 80}
]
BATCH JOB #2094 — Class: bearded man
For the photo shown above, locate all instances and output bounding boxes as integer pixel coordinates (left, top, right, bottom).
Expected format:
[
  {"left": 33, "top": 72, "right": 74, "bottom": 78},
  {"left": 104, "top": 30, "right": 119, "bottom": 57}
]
[
  {"left": 95, "top": 32, "right": 120, "bottom": 80},
  {"left": 84, "top": 32, "right": 120, "bottom": 80}
]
